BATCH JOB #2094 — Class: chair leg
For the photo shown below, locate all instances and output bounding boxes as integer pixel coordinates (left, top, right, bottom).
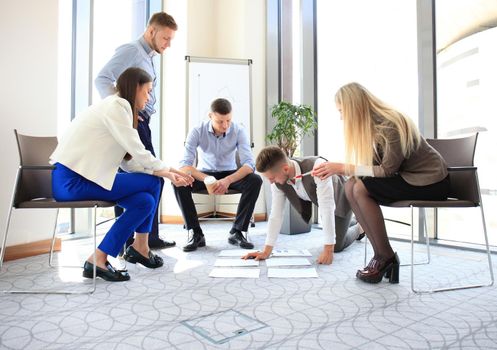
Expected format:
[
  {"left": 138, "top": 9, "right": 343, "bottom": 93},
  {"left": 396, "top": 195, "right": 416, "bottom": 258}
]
[
  {"left": 479, "top": 201, "right": 494, "bottom": 287},
  {"left": 412, "top": 204, "right": 495, "bottom": 293},
  {"left": 1, "top": 207, "right": 98, "bottom": 295},
  {"left": 48, "top": 208, "right": 60, "bottom": 267},
  {"left": 410, "top": 206, "right": 432, "bottom": 292},
  {"left": 423, "top": 208, "right": 431, "bottom": 265},
  {"left": 0, "top": 207, "right": 14, "bottom": 270},
  {"left": 411, "top": 206, "right": 416, "bottom": 292},
  {"left": 364, "top": 235, "right": 368, "bottom": 267},
  {"left": 363, "top": 208, "right": 430, "bottom": 268},
  {"left": 0, "top": 168, "right": 20, "bottom": 270},
  {"left": 402, "top": 208, "right": 430, "bottom": 267},
  {"left": 89, "top": 206, "right": 97, "bottom": 294},
  {"left": 404, "top": 207, "right": 430, "bottom": 267},
  {"left": 48, "top": 209, "right": 86, "bottom": 269}
]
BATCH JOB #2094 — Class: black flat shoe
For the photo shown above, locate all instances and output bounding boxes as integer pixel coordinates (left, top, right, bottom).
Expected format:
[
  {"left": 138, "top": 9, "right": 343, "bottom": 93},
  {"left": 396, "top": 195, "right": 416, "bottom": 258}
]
[
  {"left": 123, "top": 246, "right": 164, "bottom": 269},
  {"left": 82, "top": 261, "right": 130, "bottom": 282},
  {"left": 149, "top": 238, "right": 176, "bottom": 250},
  {"left": 228, "top": 230, "right": 254, "bottom": 249}
]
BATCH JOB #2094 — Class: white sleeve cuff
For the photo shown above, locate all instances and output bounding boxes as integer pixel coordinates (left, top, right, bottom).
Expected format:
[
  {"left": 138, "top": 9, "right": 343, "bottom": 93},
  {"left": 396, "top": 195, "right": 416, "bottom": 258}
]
[
  {"left": 354, "top": 165, "right": 374, "bottom": 177},
  {"left": 159, "top": 162, "right": 170, "bottom": 172}
]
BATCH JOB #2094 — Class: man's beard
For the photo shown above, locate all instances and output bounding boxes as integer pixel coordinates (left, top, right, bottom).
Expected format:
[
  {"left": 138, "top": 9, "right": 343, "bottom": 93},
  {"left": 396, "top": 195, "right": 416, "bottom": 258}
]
[{"left": 150, "top": 34, "right": 161, "bottom": 53}]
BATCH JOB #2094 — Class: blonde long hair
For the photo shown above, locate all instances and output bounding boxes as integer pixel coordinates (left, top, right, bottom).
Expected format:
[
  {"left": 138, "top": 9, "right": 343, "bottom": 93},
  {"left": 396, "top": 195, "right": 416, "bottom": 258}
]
[{"left": 335, "top": 82, "right": 420, "bottom": 169}]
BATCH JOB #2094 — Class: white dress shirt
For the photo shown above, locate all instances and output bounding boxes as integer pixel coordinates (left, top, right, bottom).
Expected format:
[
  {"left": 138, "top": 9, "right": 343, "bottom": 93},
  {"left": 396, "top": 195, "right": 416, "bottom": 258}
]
[
  {"left": 50, "top": 94, "right": 168, "bottom": 190},
  {"left": 265, "top": 158, "right": 336, "bottom": 247}
]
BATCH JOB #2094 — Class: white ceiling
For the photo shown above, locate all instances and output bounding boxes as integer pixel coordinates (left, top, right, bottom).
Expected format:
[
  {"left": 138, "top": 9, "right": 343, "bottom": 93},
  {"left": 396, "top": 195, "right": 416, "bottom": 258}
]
[{"left": 436, "top": 0, "right": 497, "bottom": 52}]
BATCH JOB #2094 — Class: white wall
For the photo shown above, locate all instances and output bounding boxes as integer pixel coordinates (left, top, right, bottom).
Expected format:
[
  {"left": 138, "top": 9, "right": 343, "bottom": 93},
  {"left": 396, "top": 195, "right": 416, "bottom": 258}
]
[
  {"left": 161, "top": 0, "right": 267, "bottom": 219},
  {"left": 0, "top": 1, "right": 59, "bottom": 246}
]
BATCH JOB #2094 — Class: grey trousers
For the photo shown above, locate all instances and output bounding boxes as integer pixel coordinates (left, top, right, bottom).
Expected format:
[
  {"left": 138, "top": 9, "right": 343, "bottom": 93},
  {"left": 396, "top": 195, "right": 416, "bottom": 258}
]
[{"left": 334, "top": 211, "right": 360, "bottom": 252}]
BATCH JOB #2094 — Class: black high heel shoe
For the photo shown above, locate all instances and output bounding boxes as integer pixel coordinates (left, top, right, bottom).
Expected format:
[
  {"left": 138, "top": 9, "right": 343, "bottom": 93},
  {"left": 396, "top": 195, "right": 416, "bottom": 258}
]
[
  {"left": 356, "top": 252, "right": 399, "bottom": 284},
  {"left": 123, "top": 246, "right": 164, "bottom": 269}
]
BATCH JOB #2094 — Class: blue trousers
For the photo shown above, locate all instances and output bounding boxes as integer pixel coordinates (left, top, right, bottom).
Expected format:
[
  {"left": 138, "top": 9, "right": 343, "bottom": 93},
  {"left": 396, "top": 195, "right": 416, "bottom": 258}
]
[
  {"left": 52, "top": 163, "right": 161, "bottom": 257},
  {"left": 115, "top": 114, "right": 164, "bottom": 244}
]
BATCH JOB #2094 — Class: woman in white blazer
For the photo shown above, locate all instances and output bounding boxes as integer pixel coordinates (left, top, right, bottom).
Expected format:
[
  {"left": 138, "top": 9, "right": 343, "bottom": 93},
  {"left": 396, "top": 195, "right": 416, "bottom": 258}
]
[{"left": 50, "top": 67, "right": 193, "bottom": 282}]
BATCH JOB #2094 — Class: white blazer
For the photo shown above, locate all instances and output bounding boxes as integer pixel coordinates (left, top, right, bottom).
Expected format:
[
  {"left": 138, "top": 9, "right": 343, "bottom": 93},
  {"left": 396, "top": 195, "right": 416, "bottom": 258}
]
[{"left": 50, "top": 94, "right": 168, "bottom": 190}]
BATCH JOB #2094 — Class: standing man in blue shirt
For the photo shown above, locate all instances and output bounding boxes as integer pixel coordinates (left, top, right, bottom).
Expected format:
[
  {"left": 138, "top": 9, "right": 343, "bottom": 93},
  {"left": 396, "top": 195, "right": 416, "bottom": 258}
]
[
  {"left": 95, "top": 12, "right": 177, "bottom": 249},
  {"left": 175, "top": 98, "right": 262, "bottom": 252}
]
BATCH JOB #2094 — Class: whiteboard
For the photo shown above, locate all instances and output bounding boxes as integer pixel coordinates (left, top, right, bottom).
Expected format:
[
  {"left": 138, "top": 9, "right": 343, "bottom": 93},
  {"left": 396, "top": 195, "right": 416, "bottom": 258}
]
[{"left": 185, "top": 56, "right": 253, "bottom": 145}]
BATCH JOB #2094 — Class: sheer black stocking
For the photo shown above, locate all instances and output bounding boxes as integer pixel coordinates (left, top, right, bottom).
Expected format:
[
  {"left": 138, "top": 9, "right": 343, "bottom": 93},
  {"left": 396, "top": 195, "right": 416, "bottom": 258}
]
[{"left": 344, "top": 178, "right": 394, "bottom": 261}]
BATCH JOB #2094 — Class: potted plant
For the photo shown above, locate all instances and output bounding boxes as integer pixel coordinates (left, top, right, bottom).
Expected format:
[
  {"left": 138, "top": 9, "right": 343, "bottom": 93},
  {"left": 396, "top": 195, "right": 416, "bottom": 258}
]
[
  {"left": 265, "top": 101, "right": 317, "bottom": 234},
  {"left": 267, "top": 101, "right": 317, "bottom": 158}
]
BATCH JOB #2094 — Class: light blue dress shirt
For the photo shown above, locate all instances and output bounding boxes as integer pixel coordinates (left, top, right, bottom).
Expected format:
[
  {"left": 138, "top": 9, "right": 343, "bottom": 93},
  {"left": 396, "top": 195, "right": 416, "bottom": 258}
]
[
  {"left": 180, "top": 120, "right": 255, "bottom": 172},
  {"left": 95, "top": 37, "right": 157, "bottom": 118}
]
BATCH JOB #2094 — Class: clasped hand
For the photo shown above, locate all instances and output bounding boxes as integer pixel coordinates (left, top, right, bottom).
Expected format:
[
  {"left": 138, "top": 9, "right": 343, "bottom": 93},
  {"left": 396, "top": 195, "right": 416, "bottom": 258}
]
[
  {"left": 155, "top": 168, "right": 194, "bottom": 187},
  {"left": 212, "top": 177, "right": 231, "bottom": 194}
]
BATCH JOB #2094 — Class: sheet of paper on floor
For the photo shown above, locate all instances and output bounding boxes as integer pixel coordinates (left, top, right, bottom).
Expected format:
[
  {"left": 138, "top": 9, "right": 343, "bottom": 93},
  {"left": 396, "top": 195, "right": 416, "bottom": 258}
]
[
  {"left": 267, "top": 267, "right": 318, "bottom": 278},
  {"left": 214, "top": 258, "right": 259, "bottom": 267},
  {"left": 209, "top": 268, "right": 260, "bottom": 278},
  {"left": 271, "top": 249, "right": 312, "bottom": 257},
  {"left": 265, "top": 257, "right": 311, "bottom": 267},
  {"left": 218, "top": 249, "right": 257, "bottom": 257}
]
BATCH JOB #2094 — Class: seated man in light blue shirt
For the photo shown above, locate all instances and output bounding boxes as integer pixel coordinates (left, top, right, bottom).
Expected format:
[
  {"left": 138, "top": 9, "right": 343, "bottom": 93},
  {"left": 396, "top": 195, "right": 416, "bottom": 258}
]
[{"left": 174, "top": 98, "right": 262, "bottom": 252}]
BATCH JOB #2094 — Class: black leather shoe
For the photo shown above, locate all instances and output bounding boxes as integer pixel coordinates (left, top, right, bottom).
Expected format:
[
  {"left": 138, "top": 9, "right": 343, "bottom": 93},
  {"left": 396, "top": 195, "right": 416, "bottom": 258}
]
[
  {"left": 356, "top": 253, "right": 400, "bottom": 284},
  {"left": 149, "top": 238, "right": 176, "bottom": 250},
  {"left": 183, "top": 231, "right": 206, "bottom": 252},
  {"left": 82, "top": 261, "right": 130, "bottom": 282},
  {"left": 228, "top": 230, "right": 254, "bottom": 249},
  {"left": 123, "top": 246, "right": 164, "bottom": 269}
]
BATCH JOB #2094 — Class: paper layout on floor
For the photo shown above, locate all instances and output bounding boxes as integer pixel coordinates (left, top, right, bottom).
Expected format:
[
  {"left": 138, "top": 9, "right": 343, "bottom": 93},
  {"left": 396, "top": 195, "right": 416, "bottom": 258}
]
[
  {"left": 218, "top": 249, "right": 257, "bottom": 257},
  {"left": 209, "top": 268, "right": 260, "bottom": 278},
  {"left": 267, "top": 267, "right": 318, "bottom": 278},
  {"left": 271, "top": 249, "right": 312, "bottom": 257},
  {"left": 265, "top": 257, "right": 311, "bottom": 267},
  {"left": 214, "top": 258, "right": 260, "bottom": 267}
]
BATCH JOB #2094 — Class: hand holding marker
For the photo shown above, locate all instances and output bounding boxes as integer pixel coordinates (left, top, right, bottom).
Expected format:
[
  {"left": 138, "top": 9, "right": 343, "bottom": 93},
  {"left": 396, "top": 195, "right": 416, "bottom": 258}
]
[
  {"left": 287, "top": 170, "right": 314, "bottom": 185},
  {"left": 292, "top": 170, "right": 313, "bottom": 180}
]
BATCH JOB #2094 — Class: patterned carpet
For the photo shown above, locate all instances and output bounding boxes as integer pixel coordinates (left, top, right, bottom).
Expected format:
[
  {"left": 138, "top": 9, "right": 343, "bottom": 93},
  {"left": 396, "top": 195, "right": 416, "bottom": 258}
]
[{"left": 0, "top": 221, "right": 496, "bottom": 349}]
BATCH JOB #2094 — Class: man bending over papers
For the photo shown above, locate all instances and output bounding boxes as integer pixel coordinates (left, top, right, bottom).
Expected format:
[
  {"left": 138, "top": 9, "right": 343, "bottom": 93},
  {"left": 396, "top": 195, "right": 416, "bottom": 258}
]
[{"left": 243, "top": 146, "right": 363, "bottom": 264}]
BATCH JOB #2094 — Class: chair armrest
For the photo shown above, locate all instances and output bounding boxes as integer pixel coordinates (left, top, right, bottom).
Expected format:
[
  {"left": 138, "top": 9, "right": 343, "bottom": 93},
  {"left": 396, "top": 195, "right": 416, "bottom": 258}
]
[
  {"left": 447, "top": 166, "right": 477, "bottom": 172},
  {"left": 21, "top": 165, "right": 56, "bottom": 170}
]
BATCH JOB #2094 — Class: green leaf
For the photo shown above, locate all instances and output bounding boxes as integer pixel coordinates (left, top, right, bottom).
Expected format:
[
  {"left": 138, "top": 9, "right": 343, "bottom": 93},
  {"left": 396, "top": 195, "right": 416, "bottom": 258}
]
[{"left": 266, "top": 101, "right": 317, "bottom": 156}]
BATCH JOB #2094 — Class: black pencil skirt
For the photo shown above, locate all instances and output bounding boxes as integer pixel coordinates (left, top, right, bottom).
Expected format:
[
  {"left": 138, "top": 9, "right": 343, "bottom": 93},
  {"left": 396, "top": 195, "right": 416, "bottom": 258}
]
[{"left": 361, "top": 174, "right": 450, "bottom": 205}]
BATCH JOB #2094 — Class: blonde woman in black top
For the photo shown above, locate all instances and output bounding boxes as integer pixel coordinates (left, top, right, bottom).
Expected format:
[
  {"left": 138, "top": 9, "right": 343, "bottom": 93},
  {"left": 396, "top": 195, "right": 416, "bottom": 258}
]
[{"left": 314, "top": 82, "right": 449, "bottom": 284}]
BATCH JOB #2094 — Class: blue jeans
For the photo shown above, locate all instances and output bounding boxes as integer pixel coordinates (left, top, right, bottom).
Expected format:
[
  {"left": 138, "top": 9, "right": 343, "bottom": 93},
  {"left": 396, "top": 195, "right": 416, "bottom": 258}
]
[{"left": 52, "top": 163, "right": 161, "bottom": 257}]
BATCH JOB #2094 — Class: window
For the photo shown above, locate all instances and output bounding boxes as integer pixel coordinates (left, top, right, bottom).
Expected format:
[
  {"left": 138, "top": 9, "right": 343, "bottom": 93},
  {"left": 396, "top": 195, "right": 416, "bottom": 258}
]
[
  {"left": 436, "top": 0, "right": 497, "bottom": 247},
  {"left": 56, "top": 0, "right": 161, "bottom": 236},
  {"left": 316, "top": 0, "right": 419, "bottom": 237}
]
